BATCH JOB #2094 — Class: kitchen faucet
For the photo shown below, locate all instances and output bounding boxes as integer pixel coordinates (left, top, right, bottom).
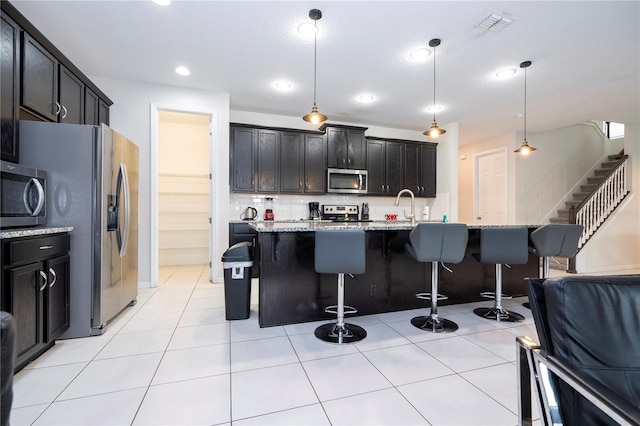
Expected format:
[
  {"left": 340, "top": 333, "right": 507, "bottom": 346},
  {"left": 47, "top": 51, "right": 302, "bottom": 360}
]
[{"left": 394, "top": 189, "right": 416, "bottom": 226}]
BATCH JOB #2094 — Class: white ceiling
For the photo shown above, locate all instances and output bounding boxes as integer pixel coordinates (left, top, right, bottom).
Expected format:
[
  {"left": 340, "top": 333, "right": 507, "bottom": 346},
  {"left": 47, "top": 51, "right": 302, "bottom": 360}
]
[{"left": 11, "top": 0, "right": 640, "bottom": 144}]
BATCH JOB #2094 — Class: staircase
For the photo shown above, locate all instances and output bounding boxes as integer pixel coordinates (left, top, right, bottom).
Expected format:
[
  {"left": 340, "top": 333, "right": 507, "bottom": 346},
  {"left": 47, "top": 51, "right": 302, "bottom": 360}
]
[{"left": 548, "top": 152, "right": 629, "bottom": 271}]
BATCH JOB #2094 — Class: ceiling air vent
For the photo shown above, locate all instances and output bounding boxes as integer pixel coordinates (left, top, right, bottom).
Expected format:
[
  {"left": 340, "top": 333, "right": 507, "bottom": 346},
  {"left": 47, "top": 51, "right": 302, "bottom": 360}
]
[{"left": 478, "top": 14, "right": 512, "bottom": 31}]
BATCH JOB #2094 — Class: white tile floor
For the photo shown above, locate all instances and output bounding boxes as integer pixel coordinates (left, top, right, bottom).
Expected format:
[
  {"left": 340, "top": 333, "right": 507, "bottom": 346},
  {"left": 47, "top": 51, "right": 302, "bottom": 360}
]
[{"left": 8, "top": 264, "right": 563, "bottom": 426}]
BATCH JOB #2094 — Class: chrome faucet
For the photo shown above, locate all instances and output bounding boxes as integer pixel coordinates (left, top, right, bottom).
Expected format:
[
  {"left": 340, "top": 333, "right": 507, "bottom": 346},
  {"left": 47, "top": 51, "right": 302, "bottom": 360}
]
[{"left": 394, "top": 189, "right": 416, "bottom": 226}]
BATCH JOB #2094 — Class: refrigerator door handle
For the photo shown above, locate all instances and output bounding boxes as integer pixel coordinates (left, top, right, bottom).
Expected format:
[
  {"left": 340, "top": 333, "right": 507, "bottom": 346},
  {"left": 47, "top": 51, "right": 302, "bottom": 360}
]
[
  {"left": 119, "top": 162, "right": 130, "bottom": 257},
  {"left": 23, "top": 177, "right": 45, "bottom": 216}
]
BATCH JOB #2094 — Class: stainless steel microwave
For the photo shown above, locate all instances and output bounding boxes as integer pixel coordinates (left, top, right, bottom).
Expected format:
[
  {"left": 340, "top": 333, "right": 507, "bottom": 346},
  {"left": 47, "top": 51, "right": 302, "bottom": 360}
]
[
  {"left": 0, "top": 160, "right": 47, "bottom": 228},
  {"left": 327, "top": 168, "right": 368, "bottom": 194}
]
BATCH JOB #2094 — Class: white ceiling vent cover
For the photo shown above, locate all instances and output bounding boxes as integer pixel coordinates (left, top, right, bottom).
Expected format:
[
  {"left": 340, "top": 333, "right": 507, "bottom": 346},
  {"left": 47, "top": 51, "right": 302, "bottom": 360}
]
[{"left": 478, "top": 14, "right": 513, "bottom": 31}]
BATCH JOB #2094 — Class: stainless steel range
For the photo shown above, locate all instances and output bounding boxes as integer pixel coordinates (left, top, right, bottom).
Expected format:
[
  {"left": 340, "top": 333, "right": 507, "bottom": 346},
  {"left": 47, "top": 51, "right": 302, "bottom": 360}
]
[{"left": 321, "top": 204, "right": 360, "bottom": 221}]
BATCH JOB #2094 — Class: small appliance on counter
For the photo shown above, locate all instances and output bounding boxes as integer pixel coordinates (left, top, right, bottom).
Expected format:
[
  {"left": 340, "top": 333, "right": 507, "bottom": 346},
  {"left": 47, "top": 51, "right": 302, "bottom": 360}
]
[
  {"left": 240, "top": 206, "right": 257, "bottom": 220},
  {"left": 321, "top": 204, "right": 368, "bottom": 222},
  {"left": 264, "top": 197, "right": 274, "bottom": 221},
  {"left": 361, "top": 202, "right": 369, "bottom": 221},
  {"left": 308, "top": 202, "right": 321, "bottom": 220}
]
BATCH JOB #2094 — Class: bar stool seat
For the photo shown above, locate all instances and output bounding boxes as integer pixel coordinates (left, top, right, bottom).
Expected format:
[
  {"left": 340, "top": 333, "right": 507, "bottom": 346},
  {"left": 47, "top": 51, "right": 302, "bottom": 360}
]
[
  {"left": 405, "top": 223, "right": 468, "bottom": 333},
  {"left": 314, "top": 230, "right": 366, "bottom": 344},
  {"left": 473, "top": 227, "right": 529, "bottom": 322},
  {"left": 529, "top": 224, "right": 583, "bottom": 278}
]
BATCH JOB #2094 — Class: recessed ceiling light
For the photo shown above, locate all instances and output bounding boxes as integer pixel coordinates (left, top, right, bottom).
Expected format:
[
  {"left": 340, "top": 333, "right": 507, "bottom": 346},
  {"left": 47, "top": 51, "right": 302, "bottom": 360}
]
[
  {"left": 297, "top": 21, "right": 318, "bottom": 38},
  {"left": 152, "top": 0, "right": 171, "bottom": 6},
  {"left": 175, "top": 66, "right": 190, "bottom": 76},
  {"left": 357, "top": 94, "right": 375, "bottom": 104},
  {"left": 425, "top": 105, "right": 444, "bottom": 113},
  {"left": 409, "top": 47, "right": 431, "bottom": 62},
  {"left": 496, "top": 68, "right": 517, "bottom": 79},
  {"left": 273, "top": 80, "right": 293, "bottom": 92}
]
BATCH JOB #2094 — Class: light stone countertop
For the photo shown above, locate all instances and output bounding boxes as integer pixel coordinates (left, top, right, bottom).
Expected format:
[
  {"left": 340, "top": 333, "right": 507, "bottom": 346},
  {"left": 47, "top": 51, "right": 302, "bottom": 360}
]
[
  {"left": 0, "top": 226, "right": 74, "bottom": 239},
  {"left": 248, "top": 220, "right": 541, "bottom": 233}
]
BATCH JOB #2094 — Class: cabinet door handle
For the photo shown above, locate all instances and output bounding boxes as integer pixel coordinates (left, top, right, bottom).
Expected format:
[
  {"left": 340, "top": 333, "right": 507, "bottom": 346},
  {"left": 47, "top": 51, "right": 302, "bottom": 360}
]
[
  {"left": 61, "top": 105, "right": 68, "bottom": 119},
  {"left": 40, "top": 245, "right": 53, "bottom": 250},
  {"left": 386, "top": 185, "right": 389, "bottom": 191},
  {"left": 39, "top": 270, "right": 48, "bottom": 291},
  {"left": 381, "top": 184, "right": 384, "bottom": 191},
  {"left": 55, "top": 101, "right": 61, "bottom": 116},
  {"left": 49, "top": 267, "right": 57, "bottom": 288}
]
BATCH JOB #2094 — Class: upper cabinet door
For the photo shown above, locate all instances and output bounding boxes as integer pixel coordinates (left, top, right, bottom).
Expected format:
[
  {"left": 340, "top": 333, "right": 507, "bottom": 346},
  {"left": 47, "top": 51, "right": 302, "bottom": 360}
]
[
  {"left": 304, "top": 134, "right": 326, "bottom": 193},
  {"left": 256, "top": 129, "right": 278, "bottom": 193},
  {"left": 279, "top": 132, "right": 303, "bottom": 193},
  {"left": 326, "top": 127, "right": 347, "bottom": 168},
  {"left": 404, "top": 143, "right": 420, "bottom": 195},
  {"left": 1, "top": 15, "right": 20, "bottom": 162},
  {"left": 347, "top": 129, "right": 366, "bottom": 169},
  {"left": 230, "top": 127, "right": 256, "bottom": 192},
  {"left": 59, "top": 65, "right": 84, "bottom": 124},
  {"left": 365, "top": 139, "right": 385, "bottom": 195},
  {"left": 385, "top": 141, "right": 404, "bottom": 196},
  {"left": 21, "top": 33, "right": 58, "bottom": 121},
  {"left": 419, "top": 144, "right": 437, "bottom": 197},
  {"left": 84, "top": 87, "right": 99, "bottom": 125}
]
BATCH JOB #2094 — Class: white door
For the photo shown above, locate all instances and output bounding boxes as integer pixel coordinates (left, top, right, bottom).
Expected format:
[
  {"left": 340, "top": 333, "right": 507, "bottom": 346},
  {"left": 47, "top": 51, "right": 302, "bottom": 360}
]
[{"left": 475, "top": 149, "right": 507, "bottom": 224}]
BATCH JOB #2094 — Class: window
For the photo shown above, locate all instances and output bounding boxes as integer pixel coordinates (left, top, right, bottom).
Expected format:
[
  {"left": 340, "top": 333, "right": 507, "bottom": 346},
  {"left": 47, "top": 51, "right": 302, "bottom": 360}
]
[{"left": 604, "top": 121, "right": 625, "bottom": 139}]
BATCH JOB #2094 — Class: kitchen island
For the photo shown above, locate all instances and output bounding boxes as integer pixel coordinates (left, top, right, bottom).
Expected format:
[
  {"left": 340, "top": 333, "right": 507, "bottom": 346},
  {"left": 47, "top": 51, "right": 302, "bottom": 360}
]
[{"left": 249, "top": 221, "right": 540, "bottom": 327}]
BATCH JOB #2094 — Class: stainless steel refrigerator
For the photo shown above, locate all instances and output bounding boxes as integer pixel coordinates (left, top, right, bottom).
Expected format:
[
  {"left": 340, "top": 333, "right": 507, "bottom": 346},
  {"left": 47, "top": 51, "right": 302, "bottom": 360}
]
[{"left": 19, "top": 121, "right": 139, "bottom": 338}]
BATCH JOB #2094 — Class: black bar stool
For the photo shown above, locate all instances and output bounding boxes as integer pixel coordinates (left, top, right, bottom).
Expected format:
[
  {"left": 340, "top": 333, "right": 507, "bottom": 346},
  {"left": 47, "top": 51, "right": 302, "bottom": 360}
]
[
  {"left": 405, "top": 223, "right": 468, "bottom": 333},
  {"left": 529, "top": 224, "right": 583, "bottom": 278},
  {"left": 473, "top": 227, "right": 529, "bottom": 322},
  {"left": 314, "top": 230, "right": 366, "bottom": 344}
]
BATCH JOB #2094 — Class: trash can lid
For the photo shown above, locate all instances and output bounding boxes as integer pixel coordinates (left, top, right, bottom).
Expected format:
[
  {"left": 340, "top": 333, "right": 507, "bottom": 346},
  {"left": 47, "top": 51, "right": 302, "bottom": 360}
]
[{"left": 221, "top": 241, "right": 253, "bottom": 262}]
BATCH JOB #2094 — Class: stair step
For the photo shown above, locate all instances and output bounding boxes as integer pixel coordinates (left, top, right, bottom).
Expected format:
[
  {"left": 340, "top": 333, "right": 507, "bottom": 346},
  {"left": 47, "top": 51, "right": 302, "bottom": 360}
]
[
  {"left": 557, "top": 209, "right": 569, "bottom": 218},
  {"left": 587, "top": 176, "right": 603, "bottom": 184},
  {"left": 580, "top": 184, "right": 596, "bottom": 192},
  {"left": 601, "top": 161, "right": 618, "bottom": 168},
  {"left": 550, "top": 217, "right": 569, "bottom": 224},
  {"left": 607, "top": 154, "right": 625, "bottom": 161},
  {"left": 594, "top": 169, "right": 610, "bottom": 176},
  {"left": 565, "top": 200, "right": 580, "bottom": 208},
  {"left": 572, "top": 192, "right": 586, "bottom": 201}
]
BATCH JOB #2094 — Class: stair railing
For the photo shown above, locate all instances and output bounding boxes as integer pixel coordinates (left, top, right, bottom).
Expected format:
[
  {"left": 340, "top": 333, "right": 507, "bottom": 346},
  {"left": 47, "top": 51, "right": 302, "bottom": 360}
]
[{"left": 568, "top": 155, "right": 629, "bottom": 266}]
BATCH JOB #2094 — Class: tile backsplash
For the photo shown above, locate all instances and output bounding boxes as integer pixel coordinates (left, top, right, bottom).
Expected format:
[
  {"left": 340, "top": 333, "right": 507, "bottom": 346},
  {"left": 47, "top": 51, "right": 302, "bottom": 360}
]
[{"left": 229, "top": 193, "right": 449, "bottom": 222}]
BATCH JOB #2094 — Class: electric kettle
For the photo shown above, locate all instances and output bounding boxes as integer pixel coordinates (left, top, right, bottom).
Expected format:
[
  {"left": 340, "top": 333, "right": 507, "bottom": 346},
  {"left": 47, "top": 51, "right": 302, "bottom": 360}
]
[{"left": 240, "top": 207, "right": 257, "bottom": 220}]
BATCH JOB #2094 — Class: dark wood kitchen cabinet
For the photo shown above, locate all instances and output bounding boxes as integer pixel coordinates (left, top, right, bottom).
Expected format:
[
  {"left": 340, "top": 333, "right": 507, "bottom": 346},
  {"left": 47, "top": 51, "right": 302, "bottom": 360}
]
[
  {"left": 418, "top": 144, "right": 437, "bottom": 197},
  {"left": 366, "top": 137, "right": 403, "bottom": 196},
  {"left": 0, "top": 1, "right": 112, "bottom": 162},
  {"left": 322, "top": 124, "right": 367, "bottom": 169},
  {"left": 1, "top": 233, "right": 70, "bottom": 372},
  {"left": 230, "top": 123, "right": 326, "bottom": 194},
  {"left": 279, "top": 132, "right": 304, "bottom": 193},
  {"left": 304, "top": 133, "right": 326, "bottom": 193},
  {"left": 1, "top": 14, "right": 20, "bottom": 163}
]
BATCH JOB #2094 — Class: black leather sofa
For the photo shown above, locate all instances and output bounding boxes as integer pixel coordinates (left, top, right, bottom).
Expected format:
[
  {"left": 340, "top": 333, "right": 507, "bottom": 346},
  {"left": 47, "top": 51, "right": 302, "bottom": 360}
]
[
  {"left": 1, "top": 311, "right": 17, "bottom": 426},
  {"left": 518, "top": 275, "right": 640, "bottom": 426}
]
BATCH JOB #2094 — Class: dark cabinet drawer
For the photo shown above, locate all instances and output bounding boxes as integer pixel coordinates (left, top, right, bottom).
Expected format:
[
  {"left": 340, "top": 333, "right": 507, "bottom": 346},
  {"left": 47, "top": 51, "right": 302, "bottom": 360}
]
[{"left": 5, "top": 233, "right": 70, "bottom": 266}]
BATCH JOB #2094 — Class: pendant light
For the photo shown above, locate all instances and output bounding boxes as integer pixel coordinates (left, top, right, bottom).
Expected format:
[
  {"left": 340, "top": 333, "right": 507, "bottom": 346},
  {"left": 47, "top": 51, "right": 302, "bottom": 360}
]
[
  {"left": 514, "top": 60, "right": 537, "bottom": 155},
  {"left": 302, "top": 9, "right": 327, "bottom": 124},
  {"left": 424, "top": 38, "right": 446, "bottom": 137}
]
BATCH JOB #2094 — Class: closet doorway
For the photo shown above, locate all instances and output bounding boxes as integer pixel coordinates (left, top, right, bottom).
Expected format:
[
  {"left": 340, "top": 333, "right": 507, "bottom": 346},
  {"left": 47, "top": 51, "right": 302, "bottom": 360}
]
[{"left": 157, "top": 111, "right": 211, "bottom": 275}]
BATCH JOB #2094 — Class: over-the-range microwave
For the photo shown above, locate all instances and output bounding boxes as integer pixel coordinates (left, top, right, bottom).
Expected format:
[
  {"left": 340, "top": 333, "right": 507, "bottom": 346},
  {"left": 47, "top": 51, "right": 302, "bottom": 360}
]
[
  {"left": 0, "top": 160, "right": 47, "bottom": 228},
  {"left": 327, "top": 168, "right": 368, "bottom": 194}
]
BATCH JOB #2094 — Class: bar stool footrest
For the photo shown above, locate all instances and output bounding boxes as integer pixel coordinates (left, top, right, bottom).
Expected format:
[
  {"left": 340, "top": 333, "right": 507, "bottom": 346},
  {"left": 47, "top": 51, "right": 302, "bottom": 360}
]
[
  {"left": 411, "top": 315, "right": 458, "bottom": 333},
  {"left": 324, "top": 305, "right": 358, "bottom": 315},
  {"left": 416, "top": 292, "right": 448, "bottom": 301},
  {"left": 480, "top": 292, "right": 513, "bottom": 300},
  {"left": 473, "top": 306, "right": 524, "bottom": 322},
  {"left": 314, "top": 322, "right": 367, "bottom": 344}
]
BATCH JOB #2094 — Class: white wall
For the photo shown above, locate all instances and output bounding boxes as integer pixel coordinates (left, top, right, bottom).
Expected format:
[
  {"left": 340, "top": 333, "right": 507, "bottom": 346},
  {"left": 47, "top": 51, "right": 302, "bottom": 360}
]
[
  {"left": 229, "top": 110, "right": 459, "bottom": 222},
  {"left": 90, "top": 76, "right": 230, "bottom": 286}
]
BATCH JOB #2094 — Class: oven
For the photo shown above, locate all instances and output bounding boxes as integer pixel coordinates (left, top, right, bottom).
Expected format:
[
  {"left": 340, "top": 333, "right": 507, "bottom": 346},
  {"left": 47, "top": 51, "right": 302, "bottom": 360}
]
[{"left": 1, "top": 161, "right": 47, "bottom": 228}]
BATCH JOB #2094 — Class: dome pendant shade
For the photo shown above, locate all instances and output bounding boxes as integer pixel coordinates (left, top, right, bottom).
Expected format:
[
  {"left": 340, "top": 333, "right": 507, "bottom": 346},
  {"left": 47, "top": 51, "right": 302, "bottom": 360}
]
[
  {"left": 302, "top": 9, "right": 327, "bottom": 124},
  {"left": 423, "top": 120, "right": 446, "bottom": 137},
  {"left": 514, "top": 139, "right": 537, "bottom": 155},
  {"left": 303, "top": 105, "right": 328, "bottom": 124},
  {"left": 424, "top": 38, "right": 445, "bottom": 138},
  {"left": 514, "top": 60, "right": 537, "bottom": 154}
]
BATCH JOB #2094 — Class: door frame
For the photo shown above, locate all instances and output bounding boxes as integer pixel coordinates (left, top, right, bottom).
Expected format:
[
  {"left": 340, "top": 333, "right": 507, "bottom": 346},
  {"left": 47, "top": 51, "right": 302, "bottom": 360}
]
[
  {"left": 473, "top": 146, "right": 508, "bottom": 225},
  {"left": 150, "top": 103, "right": 217, "bottom": 287}
]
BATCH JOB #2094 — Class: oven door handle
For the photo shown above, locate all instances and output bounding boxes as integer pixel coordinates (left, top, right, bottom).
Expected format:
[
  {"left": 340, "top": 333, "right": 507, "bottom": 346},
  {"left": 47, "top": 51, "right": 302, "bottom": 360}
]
[{"left": 23, "top": 178, "right": 45, "bottom": 217}]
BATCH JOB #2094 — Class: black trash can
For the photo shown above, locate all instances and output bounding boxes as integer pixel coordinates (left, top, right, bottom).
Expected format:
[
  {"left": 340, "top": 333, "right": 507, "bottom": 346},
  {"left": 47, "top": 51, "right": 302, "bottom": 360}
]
[{"left": 221, "top": 241, "right": 253, "bottom": 320}]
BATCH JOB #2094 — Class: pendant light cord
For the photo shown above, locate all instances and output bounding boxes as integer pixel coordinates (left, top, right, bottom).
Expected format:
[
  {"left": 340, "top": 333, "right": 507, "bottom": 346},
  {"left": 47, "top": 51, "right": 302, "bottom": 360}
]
[
  {"left": 313, "top": 19, "right": 317, "bottom": 107},
  {"left": 523, "top": 65, "right": 527, "bottom": 140},
  {"left": 433, "top": 45, "right": 437, "bottom": 122}
]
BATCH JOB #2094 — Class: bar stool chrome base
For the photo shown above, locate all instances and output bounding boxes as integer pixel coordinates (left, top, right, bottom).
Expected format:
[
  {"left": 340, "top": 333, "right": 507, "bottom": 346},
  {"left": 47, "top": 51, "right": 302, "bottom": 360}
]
[
  {"left": 411, "top": 315, "right": 458, "bottom": 333},
  {"left": 474, "top": 306, "right": 524, "bottom": 322},
  {"left": 314, "top": 323, "right": 367, "bottom": 344}
]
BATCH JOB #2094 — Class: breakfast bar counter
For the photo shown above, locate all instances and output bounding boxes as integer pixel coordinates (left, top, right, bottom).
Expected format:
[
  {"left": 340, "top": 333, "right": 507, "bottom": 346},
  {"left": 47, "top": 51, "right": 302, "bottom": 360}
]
[{"left": 249, "top": 221, "right": 540, "bottom": 327}]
